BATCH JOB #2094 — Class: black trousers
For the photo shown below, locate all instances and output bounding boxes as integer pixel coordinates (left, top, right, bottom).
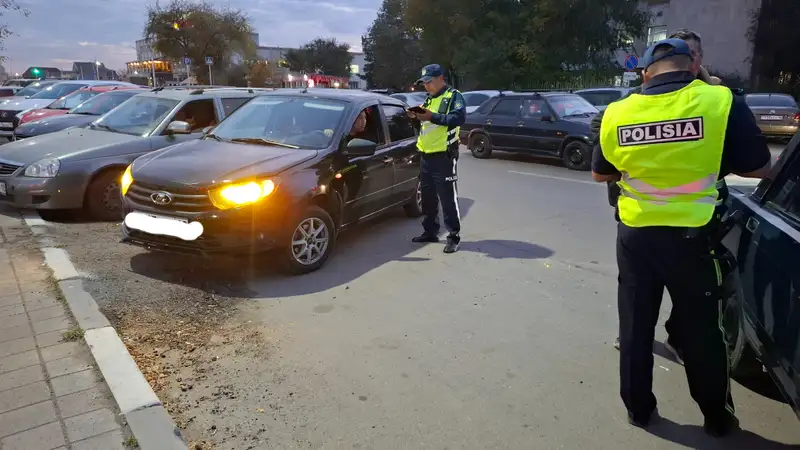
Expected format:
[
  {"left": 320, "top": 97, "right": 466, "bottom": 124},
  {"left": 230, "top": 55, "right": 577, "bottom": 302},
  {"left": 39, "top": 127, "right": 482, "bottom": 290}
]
[
  {"left": 420, "top": 151, "right": 461, "bottom": 241},
  {"left": 617, "top": 223, "right": 734, "bottom": 422}
]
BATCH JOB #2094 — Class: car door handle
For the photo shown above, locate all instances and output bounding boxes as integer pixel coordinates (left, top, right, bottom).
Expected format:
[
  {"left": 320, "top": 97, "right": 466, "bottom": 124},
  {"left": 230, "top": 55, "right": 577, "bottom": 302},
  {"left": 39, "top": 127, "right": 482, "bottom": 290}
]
[
  {"left": 383, "top": 157, "right": 394, "bottom": 165},
  {"left": 745, "top": 217, "right": 759, "bottom": 233},
  {"left": 484, "top": 120, "right": 492, "bottom": 125},
  {"left": 516, "top": 121, "right": 525, "bottom": 126}
]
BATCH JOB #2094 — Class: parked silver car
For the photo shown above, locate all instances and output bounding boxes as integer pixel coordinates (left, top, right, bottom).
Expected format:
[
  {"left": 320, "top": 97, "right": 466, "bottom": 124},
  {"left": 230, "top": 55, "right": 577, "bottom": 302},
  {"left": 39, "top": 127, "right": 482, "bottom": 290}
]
[
  {"left": 574, "top": 87, "right": 636, "bottom": 111},
  {"left": 745, "top": 93, "right": 799, "bottom": 140},
  {"left": 0, "top": 87, "right": 269, "bottom": 220}
]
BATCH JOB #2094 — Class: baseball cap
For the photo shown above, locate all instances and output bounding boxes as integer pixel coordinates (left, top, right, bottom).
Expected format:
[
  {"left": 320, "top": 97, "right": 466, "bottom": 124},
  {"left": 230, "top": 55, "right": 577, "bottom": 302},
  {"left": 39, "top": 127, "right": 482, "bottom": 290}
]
[
  {"left": 642, "top": 38, "right": 694, "bottom": 69},
  {"left": 416, "top": 64, "right": 444, "bottom": 84}
]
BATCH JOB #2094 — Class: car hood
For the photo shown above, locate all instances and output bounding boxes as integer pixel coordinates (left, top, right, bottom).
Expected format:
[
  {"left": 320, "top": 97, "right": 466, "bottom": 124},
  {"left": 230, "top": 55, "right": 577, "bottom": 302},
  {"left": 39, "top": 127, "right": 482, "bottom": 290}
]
[
  {"left": 15, "top": 114, "right": 97, "bottom": 137},
  {"left": 133, "top": 138, "right": 318, "bottom": 187},
  {"left": 0, "top": 98, "right": 53, "bottom": 112},
  {"left": 21, "top": 108, "right": 67, "bottom": 123},
  {"left": 0, "top": 128, "right": 144, "bottom": 164},
  {"left": 0, "top": 96, "right": 27, "bottom": 104},
  {"left": 561, "top": 115, "right": 595, "bottom": 126}
]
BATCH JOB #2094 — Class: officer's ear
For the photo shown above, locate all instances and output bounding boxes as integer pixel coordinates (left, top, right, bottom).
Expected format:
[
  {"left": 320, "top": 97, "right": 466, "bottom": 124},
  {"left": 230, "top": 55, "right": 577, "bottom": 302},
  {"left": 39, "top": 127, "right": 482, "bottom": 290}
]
[{"left": 642, "top": 68, "right": 653, "bottom": 84}]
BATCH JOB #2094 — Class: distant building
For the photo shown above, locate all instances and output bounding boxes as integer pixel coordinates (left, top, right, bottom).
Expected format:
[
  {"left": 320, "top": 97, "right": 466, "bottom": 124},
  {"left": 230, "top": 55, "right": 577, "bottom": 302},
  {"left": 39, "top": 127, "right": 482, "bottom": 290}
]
[
  {"left": 72, "top": 62, "right": 117, "bottom": 80},
  {"left": 21, "top": 67, "right": 61, "bottom": 79},
  {"left": 255, "top": 45, "right": 366, "bottom": 90}
]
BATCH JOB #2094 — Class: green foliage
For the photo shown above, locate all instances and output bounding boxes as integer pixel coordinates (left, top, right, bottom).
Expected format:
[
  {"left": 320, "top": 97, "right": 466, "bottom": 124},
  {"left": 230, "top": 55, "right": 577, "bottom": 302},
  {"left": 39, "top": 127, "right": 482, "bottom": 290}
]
[
  {"left": 284, "top": 38, "right": 353, "bottom": 77},
  {"left": 361, "top": 0, "right": 424, "bottom": 89},
  {"left": 144, "top": 0, "right": 255, "bottom": 83},
  {"left": 0, "top": 0, "right": 30, "bottom": 63},
  {"left": 748, "top": 0, "right": 800, "bottom": 97},
  {"left": 404, "top": 0, "right": 650, "bottom": 89}
]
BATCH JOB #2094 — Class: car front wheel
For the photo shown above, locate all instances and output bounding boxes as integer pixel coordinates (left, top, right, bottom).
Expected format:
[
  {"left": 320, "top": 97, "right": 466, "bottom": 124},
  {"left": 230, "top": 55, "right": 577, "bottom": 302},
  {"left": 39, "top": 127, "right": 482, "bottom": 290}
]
[
  {"left": 469, "top": 133, "right": 492, "bottom": 159},
  {"left": 85, "top": 168, "right": 125, "bottom": 221},
  {"left": 562, "top": 140, "right": 592, "bottom": 171},
  {"left": 280, "top": 205, "right": 336, "bottom": 275}
]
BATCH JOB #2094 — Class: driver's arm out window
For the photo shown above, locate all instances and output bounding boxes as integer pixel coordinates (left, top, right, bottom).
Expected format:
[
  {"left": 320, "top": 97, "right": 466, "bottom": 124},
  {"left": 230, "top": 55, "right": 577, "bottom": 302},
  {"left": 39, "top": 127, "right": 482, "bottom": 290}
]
[{"left": 168, "top": 99, "right": 218, "bottom": 132}]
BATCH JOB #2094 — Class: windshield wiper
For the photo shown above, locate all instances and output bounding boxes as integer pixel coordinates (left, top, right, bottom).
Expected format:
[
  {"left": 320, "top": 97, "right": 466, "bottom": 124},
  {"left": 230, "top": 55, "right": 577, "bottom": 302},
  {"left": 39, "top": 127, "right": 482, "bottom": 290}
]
[
  {"left": 205, "top": 133, "right": 225, "bottom": 141},
  {"left": 91, "top": 123, "right": 119, "bottom": 133},
  {"left": 230, "top": 137, "right": 299, "bottom": 149}
]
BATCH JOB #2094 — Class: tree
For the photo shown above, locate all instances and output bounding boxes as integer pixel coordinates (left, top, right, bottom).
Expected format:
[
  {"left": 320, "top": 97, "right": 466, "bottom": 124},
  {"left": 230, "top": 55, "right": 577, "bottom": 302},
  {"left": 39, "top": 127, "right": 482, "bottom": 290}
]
[
  {"left": 284, "top": 38, "right": 353, "bottom": 77},
  {"left": 144, "top": 0, "right": 255, "bottom": 84},
  {"left": 405, "top": 0, "right": 650, "bottom": 89},
  {"left": 361, "top": 0, "right": 424, "bottom": 90},
  {"left": 247, "top": 60, "right": 274, "bottom": 87},
  {"left": 0, "top": 0, "right": 29, "bottom": 63},
  {"left": 748, "top": 0, "right": 800, "bottom": 97}
]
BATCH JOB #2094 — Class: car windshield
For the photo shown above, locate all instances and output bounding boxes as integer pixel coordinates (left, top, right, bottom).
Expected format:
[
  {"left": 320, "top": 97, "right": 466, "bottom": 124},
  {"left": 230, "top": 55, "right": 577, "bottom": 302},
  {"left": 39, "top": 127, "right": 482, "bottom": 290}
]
[
  {"left": 48, "top": 90, "right": 99, "bottom": 110},
  {"left": 30, "top": 83, "right": 86, "bottom": 100},
  {"left": 70, "top": 90, "right": 141, "bottom": 116},
  {"left": 15, "top": 81, "right": 54, "bottom": 98},
  {"left": 210, "top": 96, "right": 347, "bottom": 149},
  {"left": 745, "top": 95, "right": 798, "bottom": 108},
  {"left": 547, "top": 95, "right": 598, "bottom": 117},
  {"left": 90, "top": 96, "right": 178, "bottom": 136}
]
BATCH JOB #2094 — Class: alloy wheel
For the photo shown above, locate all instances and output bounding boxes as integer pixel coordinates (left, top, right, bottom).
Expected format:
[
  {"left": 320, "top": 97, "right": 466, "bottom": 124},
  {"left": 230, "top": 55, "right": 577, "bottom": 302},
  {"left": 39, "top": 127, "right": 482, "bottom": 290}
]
[{"left": 291, "top": 217, "right": 330, "bottom": 266}]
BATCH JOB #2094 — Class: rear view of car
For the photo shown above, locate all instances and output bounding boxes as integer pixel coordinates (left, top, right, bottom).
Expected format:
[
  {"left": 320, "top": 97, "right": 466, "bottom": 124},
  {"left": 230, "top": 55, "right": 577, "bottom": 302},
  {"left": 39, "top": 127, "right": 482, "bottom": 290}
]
[{"left": 745, "top": 93, "right": 799, "bottom": 140}]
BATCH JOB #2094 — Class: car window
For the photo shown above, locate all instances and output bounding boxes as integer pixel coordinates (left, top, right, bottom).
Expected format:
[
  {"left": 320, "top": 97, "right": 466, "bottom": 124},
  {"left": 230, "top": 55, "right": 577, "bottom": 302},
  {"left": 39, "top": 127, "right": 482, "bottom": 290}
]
[
  {"left": 464, "top": 93, "right": 490, "bottom": 107},
  {"left": 210, "top": 96, "right": 349, "bottom": 149},
  {"left": 491, "top": 98, "right": 522, "bottom": 117},
  {"left": 521, "top": 99, "right": 549, "bottom": 119},
  {"left": 745, "top": 95, "right": 798, "bottom": 108},
  {"left": 91, "top": 96, "right": 179, "bottom": 136},
  {"left": 766, "top": 151, "right": 800, "bottom": 226},
  {"left": 578, "top": 91, "right": 622, "bottom": 107},
  {"left": 221, "top": 97, "right": 251, "bottom": 117},
  {"left": 70, "top": 91, "right": 142, "bottom": 116},
  {"left": 15, "top": 81, "right": 55, "bottom": 97},
  {"left": 30, "top": 83, "right": 86, "bottom": 100},
  {"left": 168, "top": 99, "right": 218, "bottom": 133},
  {"left": 391, "top": 94, "right": 407, "bottom": 103},
  {"left": 382, "top": 105, "right": 416, "bottom": 141},
  {"left": 406, "top": 93, "right": 427, "bottom": 105},
  {"left": 48, "top": 90, "right": 99, "bottom": 110},
  {"left": 546, "top": 95, "right": 598, "bottom": 117},
  {"left": 347, "top": 105, "right": 386, "bottom": 146}
]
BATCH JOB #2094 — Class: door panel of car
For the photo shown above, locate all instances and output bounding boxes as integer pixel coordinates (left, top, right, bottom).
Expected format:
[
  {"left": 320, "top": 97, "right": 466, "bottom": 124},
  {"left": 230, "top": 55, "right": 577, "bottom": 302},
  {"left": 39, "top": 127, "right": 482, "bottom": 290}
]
[
  {"left": 734, "top": 146, "right": 800, "bottom": 397},
  {"left": 485, "top": 98, "right": 523, "bottom": 149},
  {"left": 342, "top": 105, "right": 395, "bottom": 221},
  {"left": 381, "top": 104, "right": 419, "bottom": 204},
  {"left": 516, "top": 98, "right": 560, "bottom": 153}
]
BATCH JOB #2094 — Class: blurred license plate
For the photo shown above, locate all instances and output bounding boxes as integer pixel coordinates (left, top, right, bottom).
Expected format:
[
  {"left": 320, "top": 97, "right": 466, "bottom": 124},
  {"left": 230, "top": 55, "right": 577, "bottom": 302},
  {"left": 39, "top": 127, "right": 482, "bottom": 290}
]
[
  {"left": 0, "top": 122, "right": 13, "bottom": 128},
  {"left": 124, "top": 211, "right": 202, "bottom": 241},
  {"left": 761, "top": 115, "right": 783, "bottom": 120},
  {"left": 0, "top": 182, "right": 6, "bottom": 196}
]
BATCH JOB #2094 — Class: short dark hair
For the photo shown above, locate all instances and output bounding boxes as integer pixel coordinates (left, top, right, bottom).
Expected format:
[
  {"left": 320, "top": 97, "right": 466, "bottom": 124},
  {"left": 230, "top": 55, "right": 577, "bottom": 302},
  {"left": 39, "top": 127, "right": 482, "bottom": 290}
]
[{"left": 668, "top": 29, "right": 702, "bottom": 54}]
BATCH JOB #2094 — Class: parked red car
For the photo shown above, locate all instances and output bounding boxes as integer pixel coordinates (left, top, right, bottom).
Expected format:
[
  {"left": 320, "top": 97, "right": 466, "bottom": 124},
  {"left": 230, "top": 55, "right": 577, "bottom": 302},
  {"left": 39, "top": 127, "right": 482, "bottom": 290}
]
[{"left": 17, "top": 85, "right": 142, "bottom": 125}]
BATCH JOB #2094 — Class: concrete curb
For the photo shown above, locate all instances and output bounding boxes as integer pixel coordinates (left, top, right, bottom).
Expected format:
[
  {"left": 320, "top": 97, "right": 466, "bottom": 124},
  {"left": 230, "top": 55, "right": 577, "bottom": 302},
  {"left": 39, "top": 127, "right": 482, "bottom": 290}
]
[{"left": 21, "top": 212, "right": 189, "bottom": 450}]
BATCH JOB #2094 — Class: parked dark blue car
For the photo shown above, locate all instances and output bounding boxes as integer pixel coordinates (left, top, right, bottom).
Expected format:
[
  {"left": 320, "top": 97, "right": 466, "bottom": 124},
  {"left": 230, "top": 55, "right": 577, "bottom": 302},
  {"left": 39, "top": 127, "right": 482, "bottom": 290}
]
[{"left": 723, "top": 131, "right": 800, "bottom": 419}]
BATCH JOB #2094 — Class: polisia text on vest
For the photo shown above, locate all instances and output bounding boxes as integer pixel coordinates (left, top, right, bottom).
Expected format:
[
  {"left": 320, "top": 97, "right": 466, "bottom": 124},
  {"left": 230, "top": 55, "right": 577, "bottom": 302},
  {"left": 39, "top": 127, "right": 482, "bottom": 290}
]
[{"left": 617, "top": 117, "right": 704, "bottom": 146}]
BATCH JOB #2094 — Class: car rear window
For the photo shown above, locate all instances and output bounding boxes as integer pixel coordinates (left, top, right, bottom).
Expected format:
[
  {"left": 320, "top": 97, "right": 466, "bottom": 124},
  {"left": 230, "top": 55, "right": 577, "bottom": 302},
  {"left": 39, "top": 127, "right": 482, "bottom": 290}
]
[{"left": 745, "top": 94, "right": 798, "bottom": 108}]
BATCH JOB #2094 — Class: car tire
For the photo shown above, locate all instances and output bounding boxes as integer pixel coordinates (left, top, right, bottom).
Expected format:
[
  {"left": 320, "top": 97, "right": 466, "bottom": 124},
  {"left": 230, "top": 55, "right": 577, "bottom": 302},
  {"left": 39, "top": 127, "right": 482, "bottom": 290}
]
[
  {"left": 722, "top": 274, "right": 762, "bottom": 378},
  {"left": 562, "top": 140, "right": 592, "bottom": 171},
  {"left": 280, "top": 205, "right": 336, "bottom": 275},
  {"left": 469, "top": 133, "right": 492, "bottom": 159},
  {"left": 403, "top": 180, "right": 423, "bottom": 217},
  {"left": 85, "top": 168, "right": 125, "bottom": 221}
]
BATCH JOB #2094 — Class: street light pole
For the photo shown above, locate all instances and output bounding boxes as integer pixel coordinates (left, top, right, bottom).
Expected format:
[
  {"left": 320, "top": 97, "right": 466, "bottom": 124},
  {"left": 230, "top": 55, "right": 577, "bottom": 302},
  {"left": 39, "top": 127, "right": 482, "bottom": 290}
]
[
  {"left": 151, "top": 60, "right": 157, "bottom": 87},
  {"left": 208, "top": 64, "right": 213, "bottom": 85}
]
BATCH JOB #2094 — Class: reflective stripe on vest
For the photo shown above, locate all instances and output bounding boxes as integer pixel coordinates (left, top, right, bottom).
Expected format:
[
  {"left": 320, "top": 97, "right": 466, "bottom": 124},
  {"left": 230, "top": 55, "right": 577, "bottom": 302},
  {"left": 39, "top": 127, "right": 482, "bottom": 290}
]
[
  {"left": 417, "top": 88, "right": 460, "bottom": 153},
  {"left": 599, "top": 79, "right": 733, "bottom": 227}
]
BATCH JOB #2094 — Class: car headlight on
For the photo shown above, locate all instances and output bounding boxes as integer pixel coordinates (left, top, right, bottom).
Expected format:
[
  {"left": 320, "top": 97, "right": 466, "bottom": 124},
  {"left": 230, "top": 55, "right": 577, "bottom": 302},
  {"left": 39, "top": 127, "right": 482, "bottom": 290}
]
[
  {"left": 24, "top": 158, "right": 60, "bottom": 178},
  {"left": 120, "top": 165, "right": 133, "bottom": 196},
  {"left": 208, "top": 179, "right": 277, "bottom": 210}
]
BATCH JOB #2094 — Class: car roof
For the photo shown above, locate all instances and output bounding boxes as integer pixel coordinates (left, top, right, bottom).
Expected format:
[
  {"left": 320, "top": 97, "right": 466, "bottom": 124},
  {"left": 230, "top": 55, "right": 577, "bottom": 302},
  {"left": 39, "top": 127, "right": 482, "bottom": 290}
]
[
  {"left": 135, "top": 86, "right": 274, "bottom": 100},
  {"left": 498, "top": 91, "right": 578, "bottom": 98},
  {"left": 78, "top": 85, "right": 146, "bottom": 93},
  {"left": 746, "top": 93, "right": 794, "bottom": 98},
  {"left": 260, "top": 88, "right": 404, "bottom": 105},
  {"left": 463, "top": 90, "right": 510, "bottom": 95}
]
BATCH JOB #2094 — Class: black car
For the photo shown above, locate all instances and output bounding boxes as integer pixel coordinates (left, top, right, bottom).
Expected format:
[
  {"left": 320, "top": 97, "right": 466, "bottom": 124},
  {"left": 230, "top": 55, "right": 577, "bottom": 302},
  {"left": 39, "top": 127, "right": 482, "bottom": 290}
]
[
  {"left": 722, "top": 131, "right": 800, "bottom": 419},
  {"left": 120, "top": 89, "right": 423, "bottom": 274},
  {"left": 461, "top": 91, "right": 598, "bottom": 170},
  {"left": 14, "top": 88, "right": 149, "bottom": 140}
]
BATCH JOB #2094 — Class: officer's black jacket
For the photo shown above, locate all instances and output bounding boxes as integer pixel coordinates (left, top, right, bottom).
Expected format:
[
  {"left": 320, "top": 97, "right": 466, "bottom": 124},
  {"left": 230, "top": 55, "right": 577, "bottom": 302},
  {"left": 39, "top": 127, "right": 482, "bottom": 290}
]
[{"left": 589, "top": 72, "right": 771, "bottom": 220}]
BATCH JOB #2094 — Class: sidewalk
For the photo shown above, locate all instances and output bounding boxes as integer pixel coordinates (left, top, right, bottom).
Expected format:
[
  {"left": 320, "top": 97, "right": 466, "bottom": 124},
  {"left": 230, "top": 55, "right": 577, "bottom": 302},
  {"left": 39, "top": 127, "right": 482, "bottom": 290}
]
[{"left": 0, "top": 220, "right": 131, "bottom": 449}]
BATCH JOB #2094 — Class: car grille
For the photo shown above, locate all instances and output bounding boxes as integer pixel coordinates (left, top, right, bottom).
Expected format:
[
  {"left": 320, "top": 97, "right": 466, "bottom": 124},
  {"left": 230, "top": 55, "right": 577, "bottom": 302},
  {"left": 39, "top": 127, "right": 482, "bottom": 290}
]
[
  {"left": 126, "top": 181, "right": 214, "bottom": 213},
  {"left": 0, "top": 162, "right": 22, "bottom": 176}
]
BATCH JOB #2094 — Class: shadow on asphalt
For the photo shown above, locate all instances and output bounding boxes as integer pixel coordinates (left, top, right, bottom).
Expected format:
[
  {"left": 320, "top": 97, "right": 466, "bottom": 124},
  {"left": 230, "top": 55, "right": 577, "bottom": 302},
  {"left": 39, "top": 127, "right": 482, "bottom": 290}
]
[
  {"left": 490, "top": 151, "right": 566, "bottom": 169},
  {"left": 127, "top": 197, "right": 556, "bottom": 298},
  {"left": 647, "top": 416, "right": 800, "bottom": 449}
]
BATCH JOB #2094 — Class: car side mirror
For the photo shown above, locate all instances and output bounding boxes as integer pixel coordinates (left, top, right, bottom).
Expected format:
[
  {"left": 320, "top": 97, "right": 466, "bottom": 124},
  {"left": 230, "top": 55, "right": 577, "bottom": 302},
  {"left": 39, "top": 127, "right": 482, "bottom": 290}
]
[
  {"left": 540, "top": 115, "right": 553, "bottom": 122},
  {"left": 166, "top": 120, "right": 191, "bottom": 135},
  {"left": 202, "top": 125, "right": 215, "bottom": 136},
  {"left": 343, "top": 138, "right": 377, "bottom": 157}
]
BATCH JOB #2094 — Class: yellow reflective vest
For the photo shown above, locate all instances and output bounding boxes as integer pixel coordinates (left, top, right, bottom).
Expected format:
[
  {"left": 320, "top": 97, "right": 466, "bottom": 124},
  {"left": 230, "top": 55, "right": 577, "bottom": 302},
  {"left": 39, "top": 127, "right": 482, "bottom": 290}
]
[
  {"left": 417, "top": 87, "right": 460, "bottom": 154},
  {"left": 599, "top": 79, "right": 733, "bottom": 228}
]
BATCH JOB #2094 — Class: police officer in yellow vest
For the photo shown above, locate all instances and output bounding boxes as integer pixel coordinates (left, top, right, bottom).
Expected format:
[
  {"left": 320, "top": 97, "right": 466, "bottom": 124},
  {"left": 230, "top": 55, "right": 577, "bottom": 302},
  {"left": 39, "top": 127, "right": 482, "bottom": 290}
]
[
  {"left": 592, "top": 39, "right": 772, "bottom": 436},
  {"left": 407, "top": 64, "right": 467, "bottom": 253}
]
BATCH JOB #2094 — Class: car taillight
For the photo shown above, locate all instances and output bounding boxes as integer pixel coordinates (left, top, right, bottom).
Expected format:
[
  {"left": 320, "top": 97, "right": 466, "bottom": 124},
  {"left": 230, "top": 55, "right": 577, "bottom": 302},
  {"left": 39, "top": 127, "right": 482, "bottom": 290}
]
[{"left": 793, "top": 113, "right": 800, "bottom": 122}]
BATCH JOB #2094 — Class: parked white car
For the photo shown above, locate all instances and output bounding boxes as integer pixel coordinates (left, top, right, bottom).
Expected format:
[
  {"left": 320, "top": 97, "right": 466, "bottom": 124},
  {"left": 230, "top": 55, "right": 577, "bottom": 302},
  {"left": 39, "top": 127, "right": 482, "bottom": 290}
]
[{"left": 462, "top": 90, "right": 513, "bottom": 114}]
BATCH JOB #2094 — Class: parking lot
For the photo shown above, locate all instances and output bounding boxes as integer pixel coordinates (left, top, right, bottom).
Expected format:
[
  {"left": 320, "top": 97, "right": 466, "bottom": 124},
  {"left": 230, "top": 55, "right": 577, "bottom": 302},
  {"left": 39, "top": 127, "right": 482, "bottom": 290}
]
[{"left": 11, "top": 144, "right": 800, "bottom": 449}]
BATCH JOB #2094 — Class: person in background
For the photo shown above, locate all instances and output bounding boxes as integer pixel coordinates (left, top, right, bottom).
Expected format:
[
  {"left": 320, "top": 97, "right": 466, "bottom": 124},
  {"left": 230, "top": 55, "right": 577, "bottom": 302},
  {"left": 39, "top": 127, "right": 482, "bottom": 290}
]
[{"left": 592, "top": 38, "right": 771, "bottom": 436}]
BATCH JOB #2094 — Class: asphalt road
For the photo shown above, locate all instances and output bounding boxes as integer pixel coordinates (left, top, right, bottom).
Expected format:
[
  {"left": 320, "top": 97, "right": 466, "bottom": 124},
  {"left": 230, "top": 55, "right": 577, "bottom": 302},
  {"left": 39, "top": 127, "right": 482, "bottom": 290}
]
[{"left": 22, "top": 144, "right": 800, "bottom": 449}]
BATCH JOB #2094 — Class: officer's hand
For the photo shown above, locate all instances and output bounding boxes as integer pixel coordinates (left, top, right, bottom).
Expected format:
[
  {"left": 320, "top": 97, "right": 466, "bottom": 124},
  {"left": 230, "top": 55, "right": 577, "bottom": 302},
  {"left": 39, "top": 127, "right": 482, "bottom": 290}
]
[
  {"left": 698, "top": 65, "right": 713, "bottom": 83},
  {"left": 416, "top": 109, "right": 433, "bottom": 121},
  {"left": 323, "top": 129, "right": 334, "bottom": 137},
  {"left": 406, "top": 111, "right": 418, "bottom": 119}
]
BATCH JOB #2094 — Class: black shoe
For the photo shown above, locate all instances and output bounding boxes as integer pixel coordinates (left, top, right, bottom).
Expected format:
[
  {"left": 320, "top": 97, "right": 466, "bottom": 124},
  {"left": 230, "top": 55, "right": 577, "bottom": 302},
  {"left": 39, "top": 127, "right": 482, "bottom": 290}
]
[
  {"left": 412, "top": 234, "right": 439, "bottom": 243},
  {"left": 443, "top": 239, "right": 460, "bottom": 254},
  {"left": 664, "top": 339, "right": 684, "bottom": 364},
  {"left": 704, "top": 415, "right": 739, "bottom": 437},
  {"left": 628, "top": 408, "right": 658, "bottom": 428}
]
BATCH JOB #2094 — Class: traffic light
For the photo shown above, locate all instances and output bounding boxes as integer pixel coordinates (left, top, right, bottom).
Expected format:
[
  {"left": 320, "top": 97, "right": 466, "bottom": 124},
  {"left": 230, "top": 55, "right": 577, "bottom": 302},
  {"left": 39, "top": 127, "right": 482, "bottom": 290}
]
[{"left": 31, "top": 68, "right": 40, "bottom": 76}]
